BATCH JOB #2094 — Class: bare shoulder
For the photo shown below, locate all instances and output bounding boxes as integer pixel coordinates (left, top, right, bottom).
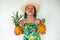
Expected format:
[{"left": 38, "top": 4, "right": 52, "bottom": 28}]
[
  {"left": 20, "top": 19, "right": 25, "bottom": 22},
  {"left": 35, "top": 18, "right": 42, "bottom": 25}
]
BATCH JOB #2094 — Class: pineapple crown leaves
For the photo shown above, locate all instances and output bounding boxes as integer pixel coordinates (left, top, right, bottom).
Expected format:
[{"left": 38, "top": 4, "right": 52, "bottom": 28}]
[
  {"left": 11, "top": 11, "right": 24, "bottom": 26},
  {"left": 41, "top": 18, "right": 45, "bottom": 24}
]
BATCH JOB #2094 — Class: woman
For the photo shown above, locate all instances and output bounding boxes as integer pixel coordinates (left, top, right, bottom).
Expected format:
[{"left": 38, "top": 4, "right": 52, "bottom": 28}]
[{"left": 20, "top": 2, "right": 46, "bottom": 40}]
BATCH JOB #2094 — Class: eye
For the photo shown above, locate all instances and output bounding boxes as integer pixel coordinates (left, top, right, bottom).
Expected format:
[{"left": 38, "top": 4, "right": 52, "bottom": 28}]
[
  {"left": 27, "top": 7, "right": 30, "bottom": 10},
  {"left": 31, "top": 8, "right": 34, "bottom": 9}
]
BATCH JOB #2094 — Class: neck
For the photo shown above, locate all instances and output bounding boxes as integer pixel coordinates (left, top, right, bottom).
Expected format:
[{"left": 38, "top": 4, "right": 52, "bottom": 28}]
[
  {"left": 25, "top": 15, "right": 35, "bottom": 23},
  {"left": 27, "top": 15, "right": 34, "bottom": 20}
]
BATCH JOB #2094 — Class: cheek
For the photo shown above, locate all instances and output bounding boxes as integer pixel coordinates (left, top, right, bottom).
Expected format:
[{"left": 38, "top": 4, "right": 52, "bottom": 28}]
[
  {"left": 29, "top": 9, "right": 34, "bottom": 14},
  {"left": 33, "top": 10, "right": 34, "bottom": 13},
  {"left": 25, "top": 10, "right": 29, "bottom": 14}
]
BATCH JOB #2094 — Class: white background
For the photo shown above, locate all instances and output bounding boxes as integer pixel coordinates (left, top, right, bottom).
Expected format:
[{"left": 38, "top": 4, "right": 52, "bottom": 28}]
[{"left": 0, "top": 0, "right": 60, "bottom": 40}]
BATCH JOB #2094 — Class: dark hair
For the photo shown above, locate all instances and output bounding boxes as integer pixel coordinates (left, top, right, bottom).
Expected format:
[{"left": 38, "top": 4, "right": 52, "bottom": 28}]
[{"left": 24, "top": 6, "right": 37, "bottom": 19}]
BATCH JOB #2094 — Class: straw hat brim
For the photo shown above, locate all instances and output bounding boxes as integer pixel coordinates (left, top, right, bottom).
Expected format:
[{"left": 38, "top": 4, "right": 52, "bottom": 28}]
[{"left": 21, "top": 2, "right": 40, "bottom": 13}]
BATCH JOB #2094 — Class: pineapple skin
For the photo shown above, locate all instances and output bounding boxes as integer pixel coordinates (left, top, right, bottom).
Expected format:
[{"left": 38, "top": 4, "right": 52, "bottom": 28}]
[
  {"left": 38, "top": 24, "right": 46, "bottom": 34},
  {"left": 14, "top": 26, "right": 23, "bottom": 35}
]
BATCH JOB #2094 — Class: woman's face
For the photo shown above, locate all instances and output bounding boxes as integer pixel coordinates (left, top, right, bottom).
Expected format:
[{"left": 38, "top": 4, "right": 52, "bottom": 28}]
[{"left": 25, "top": 5, "right": 34, "bottom": 16}]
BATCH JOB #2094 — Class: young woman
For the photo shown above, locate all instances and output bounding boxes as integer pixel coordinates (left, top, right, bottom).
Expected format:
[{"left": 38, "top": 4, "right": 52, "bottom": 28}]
[{"left": 19, "top": 2, "right": 46, "bottom": 40}]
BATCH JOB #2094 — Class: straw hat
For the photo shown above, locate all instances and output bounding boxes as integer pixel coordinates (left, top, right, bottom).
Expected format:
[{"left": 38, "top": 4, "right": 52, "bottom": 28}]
[{"left": 21, "top": 2, "right": 40, "bottom": 13}]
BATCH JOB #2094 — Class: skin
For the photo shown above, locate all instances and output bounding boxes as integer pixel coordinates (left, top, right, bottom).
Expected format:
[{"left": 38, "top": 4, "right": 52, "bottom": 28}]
[{"left": 20, "top": 5, "right": 45, "bottom": 34}]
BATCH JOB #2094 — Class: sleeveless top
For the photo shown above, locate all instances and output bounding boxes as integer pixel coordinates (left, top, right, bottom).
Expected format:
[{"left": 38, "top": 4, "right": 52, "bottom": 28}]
[{"left": 23, "top": 19, "right": 41, "bottom": 40}]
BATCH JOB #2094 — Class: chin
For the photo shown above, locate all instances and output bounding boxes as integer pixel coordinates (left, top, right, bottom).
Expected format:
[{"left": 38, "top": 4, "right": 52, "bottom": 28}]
[
  {"left": 28, "top": 13, "right": 34, "bottom": 15},
  {"left": 29, "top": 14, "right": 33, "bottom": 15}
]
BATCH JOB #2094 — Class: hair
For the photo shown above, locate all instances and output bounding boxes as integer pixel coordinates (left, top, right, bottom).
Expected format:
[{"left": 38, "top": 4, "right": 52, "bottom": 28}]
[{"left": 24, "top": 6, "right": 37, "bottom": 19}]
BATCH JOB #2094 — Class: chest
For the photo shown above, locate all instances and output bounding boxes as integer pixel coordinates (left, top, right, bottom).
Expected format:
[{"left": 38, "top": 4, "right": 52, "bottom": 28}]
[{"left": 23, "top": 23, "right": 38, "bottom": 34}]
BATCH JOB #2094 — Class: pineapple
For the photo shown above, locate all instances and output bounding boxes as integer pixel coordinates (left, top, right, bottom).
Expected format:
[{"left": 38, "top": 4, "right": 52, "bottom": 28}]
[
  {"left": 38, "top": 24, "right": 46, "bottom": 34},
  {"left": 38, "top": 18, "right": 46, "bottom": 34},
  {"left": 12, "top": 11, "right": 23, "bottom": 35}
]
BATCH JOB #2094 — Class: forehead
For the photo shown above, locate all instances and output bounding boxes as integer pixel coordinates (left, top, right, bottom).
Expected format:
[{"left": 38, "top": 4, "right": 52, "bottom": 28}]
[{"left": 26, "top": 4, "right": 34, "bottom": 8}]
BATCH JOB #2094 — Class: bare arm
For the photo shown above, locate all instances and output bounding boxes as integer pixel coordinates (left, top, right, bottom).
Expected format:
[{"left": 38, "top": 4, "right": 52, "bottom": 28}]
[
  {"left": 19, "top": 19, "right": 25, "bottom": 27},
  {"left": 36, "top": 18, "right": 46, "bottom": 34},
  {"left": 35, "top": 18, "right": 42, "bottom": 25}
]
